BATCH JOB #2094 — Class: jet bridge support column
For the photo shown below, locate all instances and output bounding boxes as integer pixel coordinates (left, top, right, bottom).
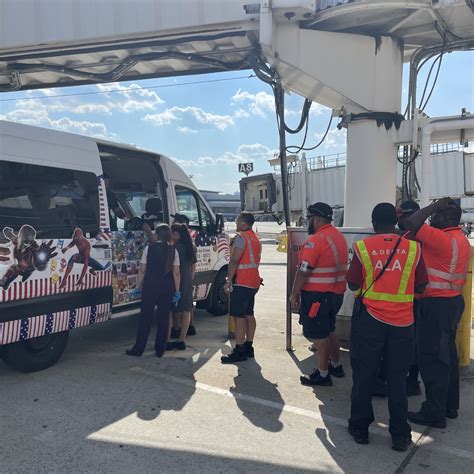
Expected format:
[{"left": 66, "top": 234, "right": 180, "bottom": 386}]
[
  {"left": 344, "top": 119, "right": 399, "bottom": 227},
  {"left": 262, "top": 25, "right": 404, "bottom": 227},
  {"left": 342, "top": 39, "right": 403, "bottom": 227}
]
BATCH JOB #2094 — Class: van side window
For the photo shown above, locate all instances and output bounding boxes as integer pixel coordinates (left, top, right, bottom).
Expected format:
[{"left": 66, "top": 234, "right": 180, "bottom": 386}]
[
  {"left": 175, "top": 186, "right": 200, "bottom": 227},
  {"left": 0, "top": 161, "right": 99, "bottom": 239},
  {"left": 198, "top": 197, "right": 212, "bottom": 232}
]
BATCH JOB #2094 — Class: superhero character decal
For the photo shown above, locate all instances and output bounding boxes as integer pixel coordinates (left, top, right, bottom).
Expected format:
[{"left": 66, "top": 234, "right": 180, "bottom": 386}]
[
  {"left": 0, "top": 225, "right": 57, "bottom": 290},
  {"left": 58, "top": 228, "right": 111, "bottom": 289}
]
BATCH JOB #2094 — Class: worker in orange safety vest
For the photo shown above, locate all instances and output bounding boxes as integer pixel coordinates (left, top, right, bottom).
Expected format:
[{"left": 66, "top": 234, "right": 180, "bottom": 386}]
[
  {"left": 290, "top": 202, "right": 349, "bottom": 387},
  {"left": 221, "top": 211, "right": 262, "bottom": 364},
  {"left": 405, "top": 197, "right": 471, "bottom": 429},
  {"left": 346, "top": 203, "right": 428, "bottom": 452}
]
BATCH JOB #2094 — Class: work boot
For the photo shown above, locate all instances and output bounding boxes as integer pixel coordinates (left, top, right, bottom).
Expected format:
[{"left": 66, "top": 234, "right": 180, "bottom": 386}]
[
  {"left": 300, "top": 369, "right": 333, "bottom": 386},
  {"left": 446, "top": 409, "right": 458, "bottom": 419},
  {"left": 244, "top": 341, "right": 254, "bottom": 358},
  {"left": 170, "top": 327, "right": 181, "bottom": 339},
  {"left": 328, "top": 362, "right": 345, "bottom": 378},
  {"left": 406, "top": 380, "right": 422, "bottom": 397},
  {"left": 408, "top": 410, "right": 446, "bottom": 429},
  {"left": 348, "top": 425, "right": 369, "bottom": 445},
  {"left": 391, "top": 434, "right": 412, "bottom": 452},
  {"left": 125, "top": 348, "right": 142, "bottom": 357},
  {"left": 173, "top": 341, "right": 186, "bottom": 351},
  {"left": 187, "top": 325, "right": 197, "bottom": 336},
  {"left": 221, "top": 347, "right": 247, "bottom": 364}
]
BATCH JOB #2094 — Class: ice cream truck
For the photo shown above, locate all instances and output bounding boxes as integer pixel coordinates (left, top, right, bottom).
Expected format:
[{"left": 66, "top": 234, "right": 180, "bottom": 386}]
[{"left": 0, "top": 120, "right": 231, "bottom": 372}]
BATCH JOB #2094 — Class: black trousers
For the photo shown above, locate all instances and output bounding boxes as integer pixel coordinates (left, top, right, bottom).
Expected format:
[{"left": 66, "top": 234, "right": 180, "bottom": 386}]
[
  {"left": 407, "top": 300, "right": 420, "bottom": 383},
  {"left": 349, "top": 308, "right": 414, "bottom": 437},
  {"left": 131, "top": 278, "right": 174, "bottom": 356},
  {"left": 417, "top": 296, "right": 464, "bottom": 419}
]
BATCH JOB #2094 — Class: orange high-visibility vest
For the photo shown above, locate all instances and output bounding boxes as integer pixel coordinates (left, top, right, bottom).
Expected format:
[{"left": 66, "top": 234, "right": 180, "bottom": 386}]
[
  {"left": 235, "top": 230, "right": 262, "bottom": 289},
  {"left": 299, "top": 225, "right": 349, "bottom": 294},
  {"left": 420, "top": 227, "right": 470, "bottom": 298},
  {"left": 355, "top": 234, "right": 421, "bottom": 327}
]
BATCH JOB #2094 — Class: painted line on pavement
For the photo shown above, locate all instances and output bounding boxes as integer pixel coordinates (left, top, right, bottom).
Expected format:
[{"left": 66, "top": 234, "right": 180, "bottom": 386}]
[{"left": 130, "top": 367, "right": 474, "bottom": 462}]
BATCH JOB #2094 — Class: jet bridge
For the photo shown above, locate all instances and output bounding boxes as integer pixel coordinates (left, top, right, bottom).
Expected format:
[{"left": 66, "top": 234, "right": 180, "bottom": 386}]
[{"left": 1, "top": 0, "right": 473, "bottom": 226}]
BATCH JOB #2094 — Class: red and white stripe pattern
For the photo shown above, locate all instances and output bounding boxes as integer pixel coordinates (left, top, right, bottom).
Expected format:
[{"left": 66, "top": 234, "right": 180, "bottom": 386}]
[
  {"left": 193, "top": 283, "right": 211, "bottom": 301},
  {"left": 28, "top": 314, "right": 47, "bottom": 338},
  {"left": 0, "top": 270, "right": 112, "bottom": 303},
  {"left": 54, "top": 310, "right": 70, "bottom": 333},
  {"left": 97, "top": 228, "right": 112, "bottom": 241},
  {"left": 217, "top": 234, "right": 231, "bottom": 262},
  {"left": 0, "top": 319, "right": 21, "bottom": 345},
  {"left": 98, "top": 177, "right": 108, "bottom": 229},
  {"left": 0, "top": 303, "right": 111, "bottom": 345}
]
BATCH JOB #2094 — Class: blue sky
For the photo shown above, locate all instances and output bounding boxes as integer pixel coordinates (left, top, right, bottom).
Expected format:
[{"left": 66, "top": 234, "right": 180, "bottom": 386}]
[{"left": 0, "top": 51, "right": 472, "bottom": 193}]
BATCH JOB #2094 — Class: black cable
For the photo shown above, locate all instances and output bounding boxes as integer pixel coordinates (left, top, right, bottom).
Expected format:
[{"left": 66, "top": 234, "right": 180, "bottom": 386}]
[
  {"left": 420, "top": 53, "right": 445, "bottom": 111},
  {"left": 417, "top": 54, "right": 442, "bottom": 109},
  {"left": 285, "top": 114, "right": 334, "bottom": 153},
  {"left": 284, "top": 99, "right": 312, "bottom": 134}
]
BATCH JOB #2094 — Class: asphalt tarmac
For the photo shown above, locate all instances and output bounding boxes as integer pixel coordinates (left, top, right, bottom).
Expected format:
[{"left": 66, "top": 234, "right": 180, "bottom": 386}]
[{"left": 1, "top": 243, "right": 473, "bottom": 473}]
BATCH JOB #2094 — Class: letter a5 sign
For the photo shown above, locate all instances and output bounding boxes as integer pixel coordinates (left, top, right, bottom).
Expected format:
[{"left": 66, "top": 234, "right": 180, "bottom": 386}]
[{"left": 238, "top": 162, "right": 254, "bottom": 176}]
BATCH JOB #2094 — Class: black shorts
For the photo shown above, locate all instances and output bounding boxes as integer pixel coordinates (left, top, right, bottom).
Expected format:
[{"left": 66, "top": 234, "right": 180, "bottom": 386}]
[
  {"left": 299, "top": 291, "right": 344, "bottom": 340},
  {"left": 230, "top": 286, "right": 258, "bottom": 318}
]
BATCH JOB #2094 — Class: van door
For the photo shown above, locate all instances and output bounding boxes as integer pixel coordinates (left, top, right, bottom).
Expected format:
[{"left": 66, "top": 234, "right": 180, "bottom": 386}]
[
  {"left": 172, "top": 186, "right": 217, "bottom": 299},
  {"left": 99, "top": 145, "right": 168, "bottom": 309}
]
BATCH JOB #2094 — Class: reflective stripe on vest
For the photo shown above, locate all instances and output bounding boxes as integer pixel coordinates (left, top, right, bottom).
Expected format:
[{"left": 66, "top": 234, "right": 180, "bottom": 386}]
[
  {"left": 426, "top": 236, "right": 468, "bottom": 291},
  {"left": 237, "top": 233, "right": 259, "bottom": 270},
  {"left": 356, "top": 239, "right": 418, "bottom": 303},
  {"left": 307, "top": 234, "right": 347, "bottom": 285}
]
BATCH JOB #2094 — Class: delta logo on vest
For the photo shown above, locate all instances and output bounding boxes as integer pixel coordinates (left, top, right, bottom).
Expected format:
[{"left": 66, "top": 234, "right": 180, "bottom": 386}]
[
  {"left": 235, "top": 230, "right": 262, "bottom": 289},
  {"left": 355, "top": 235, "right": 421, "bottom": 327}
]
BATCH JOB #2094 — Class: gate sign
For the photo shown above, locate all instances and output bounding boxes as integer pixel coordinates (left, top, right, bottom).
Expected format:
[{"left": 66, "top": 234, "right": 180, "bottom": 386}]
[{"left": 238, "top": 162, "right": 253, "bottom": 176}]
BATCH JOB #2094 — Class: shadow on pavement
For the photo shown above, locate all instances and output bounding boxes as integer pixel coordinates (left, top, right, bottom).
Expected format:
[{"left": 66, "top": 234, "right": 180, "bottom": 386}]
[{"left": 231, "top": 359, "right": 284, "bottom": 432}]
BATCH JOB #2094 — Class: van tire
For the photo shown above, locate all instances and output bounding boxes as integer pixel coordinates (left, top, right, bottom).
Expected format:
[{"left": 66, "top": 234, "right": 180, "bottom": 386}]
[
  {"left": 2, "top": 331, "right": 69, "bottom": 373},
  {"left": 209, "top": 270, "right": 229, "bottom": 316}
]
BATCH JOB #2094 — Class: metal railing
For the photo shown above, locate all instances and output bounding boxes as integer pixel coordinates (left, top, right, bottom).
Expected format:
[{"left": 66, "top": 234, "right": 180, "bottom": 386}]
[{"left": 286, "top": 146, "right": 469, "bottom": 174}]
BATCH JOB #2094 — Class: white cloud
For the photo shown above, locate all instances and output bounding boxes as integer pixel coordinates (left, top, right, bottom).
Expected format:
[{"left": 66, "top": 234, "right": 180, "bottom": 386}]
[
  {"left": 231, "top": 89, "right": 275, "bottom": 117},
  {"left": 316, "top": 127, "right": 346, "bottom": 149},
  {"left": 175, "top": 143, "right": 277, "bottom": 168},
  {"left": 177, "top": 126, "right": 198, "bottom": 134},
  {"left": 0, "top": 101, "right": 118, "bottom": 140},
  {"left": 144, "top": 106, "right": 234, "bottom": 131},
  {"left": 17, "top": 82, "right": 165, "bottom": 116}
]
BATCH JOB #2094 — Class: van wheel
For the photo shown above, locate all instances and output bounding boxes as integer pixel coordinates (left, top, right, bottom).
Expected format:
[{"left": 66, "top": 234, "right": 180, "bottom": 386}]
[
  {"left": 209, "top": 270, "right": 229, "bottom": 316},
  {"left": 2, "top": 331, "right": 69, "bottom": 373}
]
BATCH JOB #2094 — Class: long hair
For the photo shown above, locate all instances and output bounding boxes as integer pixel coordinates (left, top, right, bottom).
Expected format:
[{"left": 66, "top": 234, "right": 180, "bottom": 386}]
[
  {"left": 171, "top": 223, "right": 195, "bottom": 261},
  {"left": 153, "top": 224, "right": 174, "bottom": 274}
]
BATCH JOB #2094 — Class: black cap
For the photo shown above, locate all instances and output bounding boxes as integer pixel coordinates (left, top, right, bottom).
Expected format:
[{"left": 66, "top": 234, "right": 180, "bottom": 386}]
[
  {"left": 372, "top": 203, "right": 398, "bottom": 226},
  {"left": 307, "top": 202, "right": 333, "bottom": 221},
  {"left": 171, "top": 213, "right": 190, "bottom": 224},
  {"left": 398, "top": 200, "right": 420, "bottom": 215}
]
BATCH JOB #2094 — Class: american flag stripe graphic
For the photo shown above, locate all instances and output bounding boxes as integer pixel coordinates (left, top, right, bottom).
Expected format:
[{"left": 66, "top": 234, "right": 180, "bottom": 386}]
[
  {"left": 20, "top": 319, "right": 29, "bottom": 341},
  {"left": 0, "top": 319, "right": 20, "bottom": 344},
  {"left": 0, "top": 303, "right": 112, "bottom": 345},
  {"left": 28, "top": 314, "right": 47, "bottom": 338},
  {"left": 0, "top": 269, "right": 112, "bottom": 303},
  {"left": 217, "top": 234, "right": 231, "bottom": 262}
]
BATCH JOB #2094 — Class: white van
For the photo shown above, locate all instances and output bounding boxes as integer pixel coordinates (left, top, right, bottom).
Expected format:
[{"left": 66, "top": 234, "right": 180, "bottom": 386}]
[{"left": 0, "top": 120, "right": 231, "bottom": 372}]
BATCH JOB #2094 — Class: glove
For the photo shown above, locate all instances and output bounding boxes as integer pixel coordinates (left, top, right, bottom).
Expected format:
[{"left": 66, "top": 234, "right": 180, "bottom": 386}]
[
  {"left": 172, "top": 291, "right": 181, "bottom": 306},
  {"left": 130, "top": 287, "right": 142, "bottom": 298}
]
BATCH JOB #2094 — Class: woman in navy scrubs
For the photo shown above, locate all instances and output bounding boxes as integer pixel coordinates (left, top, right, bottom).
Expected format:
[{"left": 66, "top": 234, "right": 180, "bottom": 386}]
[{"left": 126, "top": 224, "right": 181, "bottom": 357}]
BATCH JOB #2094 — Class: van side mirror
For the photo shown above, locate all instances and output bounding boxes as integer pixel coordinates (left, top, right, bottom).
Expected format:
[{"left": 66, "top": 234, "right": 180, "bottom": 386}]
[{"left": 215, "top": 213, "right": 225, "bottom": 234}]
